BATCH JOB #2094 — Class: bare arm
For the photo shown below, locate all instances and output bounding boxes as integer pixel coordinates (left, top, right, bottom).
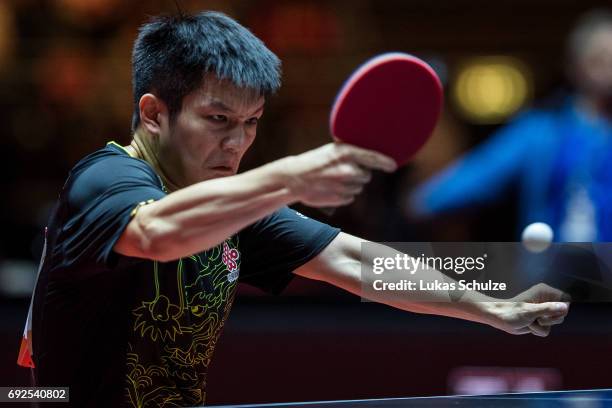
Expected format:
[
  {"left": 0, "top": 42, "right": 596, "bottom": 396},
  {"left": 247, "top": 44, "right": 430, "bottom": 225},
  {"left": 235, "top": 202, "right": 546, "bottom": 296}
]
[
  {"left": 114, "top": 144, "right": 396, "bottom": 262},
  {"left": 295, "top": 232, "right": 569, "bottom": 337},
  {"left": 115, "top": 159, "right": 292, "bottom": 261}
]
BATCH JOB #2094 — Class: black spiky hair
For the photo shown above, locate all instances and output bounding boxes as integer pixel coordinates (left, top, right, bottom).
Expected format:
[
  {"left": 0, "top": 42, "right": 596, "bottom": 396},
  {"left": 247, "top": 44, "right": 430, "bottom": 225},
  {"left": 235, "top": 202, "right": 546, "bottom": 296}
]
[{"left": 131, "top": 11, "right": 281, "bottom": 130}]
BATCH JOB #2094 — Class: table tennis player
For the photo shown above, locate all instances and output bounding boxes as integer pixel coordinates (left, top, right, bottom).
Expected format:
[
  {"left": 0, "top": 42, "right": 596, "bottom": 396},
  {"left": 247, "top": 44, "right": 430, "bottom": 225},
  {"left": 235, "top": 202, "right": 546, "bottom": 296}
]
[{"left": 21, "top": 11, "right": 569, "bottom": 408}]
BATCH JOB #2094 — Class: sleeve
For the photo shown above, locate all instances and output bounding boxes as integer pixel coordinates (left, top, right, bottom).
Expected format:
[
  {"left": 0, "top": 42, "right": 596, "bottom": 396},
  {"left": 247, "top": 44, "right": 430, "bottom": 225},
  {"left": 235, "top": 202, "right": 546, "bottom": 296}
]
[
  {"left": 411, "top": 111, "right": 552, "bottom": 216},
  {"left": 238, "top": 207, "right": 341, "bottom": 294},
  {"left": 60, "top": 155, "right": 166, "bottom": 273}
]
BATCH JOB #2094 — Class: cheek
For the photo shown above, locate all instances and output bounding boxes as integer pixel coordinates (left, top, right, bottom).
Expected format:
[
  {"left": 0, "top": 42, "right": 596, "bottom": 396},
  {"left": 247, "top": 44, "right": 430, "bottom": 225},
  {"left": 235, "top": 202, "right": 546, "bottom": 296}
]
[
  {"left": 175, "top": 119, "right": 217, "bottom": 158},
  {"left": 233, "top": 131, "right": 256, "bottom": 160},
  {"left": 246, "top": 129, "right": 257, "bottom": 147}
]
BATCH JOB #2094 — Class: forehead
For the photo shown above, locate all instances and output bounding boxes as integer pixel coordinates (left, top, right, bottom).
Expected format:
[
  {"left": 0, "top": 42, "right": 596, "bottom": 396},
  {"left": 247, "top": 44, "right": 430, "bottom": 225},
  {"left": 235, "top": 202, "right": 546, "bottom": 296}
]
[{"left": 186, "top": 74, "right": 265, "bottom": 112}]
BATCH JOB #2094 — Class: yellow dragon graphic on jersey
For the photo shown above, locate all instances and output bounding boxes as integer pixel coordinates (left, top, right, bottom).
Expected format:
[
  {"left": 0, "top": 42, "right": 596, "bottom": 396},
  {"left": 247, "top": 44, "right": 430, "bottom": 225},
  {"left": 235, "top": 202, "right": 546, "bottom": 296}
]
[{"left": 126, "top": 237, "right": 240, "bottom": 407}]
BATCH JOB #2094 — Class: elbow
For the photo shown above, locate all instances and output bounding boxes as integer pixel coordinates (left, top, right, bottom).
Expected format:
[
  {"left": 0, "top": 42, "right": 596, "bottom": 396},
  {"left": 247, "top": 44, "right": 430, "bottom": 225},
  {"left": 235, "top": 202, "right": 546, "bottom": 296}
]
[
  {"left": 136, "top": 213, "right": 182, "bottom": 263},
  {"left": 126, "top": 203, "right": 227, "bottom": 262}
]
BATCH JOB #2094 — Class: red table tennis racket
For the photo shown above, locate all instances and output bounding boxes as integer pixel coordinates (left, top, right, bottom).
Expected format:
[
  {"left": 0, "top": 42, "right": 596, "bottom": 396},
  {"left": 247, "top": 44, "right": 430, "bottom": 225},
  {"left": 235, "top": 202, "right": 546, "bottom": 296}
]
[{"left": 330, "top": 52, "right": 443, "bottom": 167}]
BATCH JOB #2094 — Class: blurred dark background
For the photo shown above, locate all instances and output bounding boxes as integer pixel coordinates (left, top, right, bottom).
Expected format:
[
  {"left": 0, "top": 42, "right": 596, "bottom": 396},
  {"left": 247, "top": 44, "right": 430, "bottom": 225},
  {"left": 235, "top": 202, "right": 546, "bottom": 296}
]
[{"left": 1, "top": 0, "right": 611, "bottom": 405}]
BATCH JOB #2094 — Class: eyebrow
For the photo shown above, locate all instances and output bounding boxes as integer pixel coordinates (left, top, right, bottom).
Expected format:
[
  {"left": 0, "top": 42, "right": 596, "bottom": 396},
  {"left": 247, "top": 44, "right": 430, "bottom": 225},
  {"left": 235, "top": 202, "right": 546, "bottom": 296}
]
[{"left": 208, "top": 99, "right": 265, "bottom": 116}]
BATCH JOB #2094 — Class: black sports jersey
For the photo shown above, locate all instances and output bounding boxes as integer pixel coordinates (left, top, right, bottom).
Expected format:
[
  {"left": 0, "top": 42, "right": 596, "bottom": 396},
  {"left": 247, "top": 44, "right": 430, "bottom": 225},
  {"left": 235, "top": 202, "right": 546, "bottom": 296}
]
[{"left": 27, "top": 142, "right": 340, "bottom": 407}]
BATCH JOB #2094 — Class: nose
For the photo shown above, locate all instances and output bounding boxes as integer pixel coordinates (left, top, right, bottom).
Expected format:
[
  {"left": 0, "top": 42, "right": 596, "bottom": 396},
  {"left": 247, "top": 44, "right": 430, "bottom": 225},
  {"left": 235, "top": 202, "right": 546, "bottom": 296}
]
[{"left": 221, "top": 125, "right": 246, "bottom": 153}]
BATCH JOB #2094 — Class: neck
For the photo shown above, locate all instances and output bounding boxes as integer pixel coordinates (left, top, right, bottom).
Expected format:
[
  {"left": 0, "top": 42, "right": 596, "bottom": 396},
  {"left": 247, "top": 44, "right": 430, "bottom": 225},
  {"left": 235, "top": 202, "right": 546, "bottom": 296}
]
[{"left": 126, "top": 129, "right": 181, "bottom": 192}]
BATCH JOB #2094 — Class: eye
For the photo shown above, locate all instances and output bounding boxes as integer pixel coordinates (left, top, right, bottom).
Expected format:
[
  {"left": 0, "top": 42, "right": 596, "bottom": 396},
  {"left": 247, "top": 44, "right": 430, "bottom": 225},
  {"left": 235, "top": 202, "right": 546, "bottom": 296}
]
[
  {"left": 207, "top": 114, "right": 228, "bottom": 123},
  {"left": 245, "top": 117, "right": 259, "bottom": 126}
]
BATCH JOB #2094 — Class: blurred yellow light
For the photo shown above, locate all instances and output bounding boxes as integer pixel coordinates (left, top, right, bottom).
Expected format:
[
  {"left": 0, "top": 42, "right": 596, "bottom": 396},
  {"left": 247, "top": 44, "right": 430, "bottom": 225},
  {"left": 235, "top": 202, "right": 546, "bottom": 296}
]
[{"left": 452, "top": 57, "right": 532, "bottom": 124}]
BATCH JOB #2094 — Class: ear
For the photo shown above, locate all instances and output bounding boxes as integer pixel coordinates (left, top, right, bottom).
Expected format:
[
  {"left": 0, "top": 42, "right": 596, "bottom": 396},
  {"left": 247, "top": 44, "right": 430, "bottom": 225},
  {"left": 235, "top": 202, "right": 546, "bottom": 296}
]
[{"left": 138, "top": 93, "right": 168, "bottom": 135}]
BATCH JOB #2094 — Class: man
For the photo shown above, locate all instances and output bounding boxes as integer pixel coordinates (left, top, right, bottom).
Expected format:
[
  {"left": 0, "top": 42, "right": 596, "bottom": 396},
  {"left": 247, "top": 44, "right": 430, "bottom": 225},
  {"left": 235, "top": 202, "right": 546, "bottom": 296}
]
[
  {"left": 409, "top": 10, "right": 612, "bottom": 241},
  {"left": 22, "top": 11, "right": 568, "bottom": 407}
]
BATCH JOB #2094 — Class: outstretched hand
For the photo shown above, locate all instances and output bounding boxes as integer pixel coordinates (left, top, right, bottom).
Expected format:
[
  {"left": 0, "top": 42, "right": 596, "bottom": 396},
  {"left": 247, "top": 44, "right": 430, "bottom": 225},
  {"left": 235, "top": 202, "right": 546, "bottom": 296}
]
[{"left": 485, "top": 283, "right": 570, "bottom": 337}]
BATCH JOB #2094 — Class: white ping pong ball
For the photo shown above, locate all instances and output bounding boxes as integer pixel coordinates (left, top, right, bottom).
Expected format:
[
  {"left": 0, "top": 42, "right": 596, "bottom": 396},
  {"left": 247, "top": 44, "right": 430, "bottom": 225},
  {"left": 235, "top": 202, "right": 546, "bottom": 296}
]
[{"left": 521, "top": 222, "right": 554, "bottom": 253}]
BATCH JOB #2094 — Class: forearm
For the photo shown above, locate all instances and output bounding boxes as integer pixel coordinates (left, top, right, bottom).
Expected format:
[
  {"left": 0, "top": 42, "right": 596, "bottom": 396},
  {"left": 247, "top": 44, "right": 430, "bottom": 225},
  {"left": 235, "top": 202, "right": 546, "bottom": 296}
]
[
  {"left": 128, "top": 158, "right": 296, "bottom": 261},
  {"left": 298, "top": 235, "right": 569, "bottom": 336},
  {"left": 352, "top": 241, "right": 496, "bottom": 325},
  {"left": 300, "top": 234, "right": 497, "bottom": 327}
]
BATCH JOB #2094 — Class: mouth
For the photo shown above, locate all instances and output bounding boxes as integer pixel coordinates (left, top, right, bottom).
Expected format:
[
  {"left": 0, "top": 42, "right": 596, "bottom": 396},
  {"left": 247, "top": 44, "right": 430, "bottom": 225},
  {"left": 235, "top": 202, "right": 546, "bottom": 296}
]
[{"left": 210, "top": 165, "right": 235, "bottom": 174}]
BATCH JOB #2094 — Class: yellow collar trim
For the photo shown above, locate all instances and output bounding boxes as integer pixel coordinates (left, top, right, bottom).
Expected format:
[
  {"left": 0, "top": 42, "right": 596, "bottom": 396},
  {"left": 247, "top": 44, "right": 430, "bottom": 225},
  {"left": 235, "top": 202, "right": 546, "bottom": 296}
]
[{"left": 107, "top": 141, "right": 136, "bottom": 158}]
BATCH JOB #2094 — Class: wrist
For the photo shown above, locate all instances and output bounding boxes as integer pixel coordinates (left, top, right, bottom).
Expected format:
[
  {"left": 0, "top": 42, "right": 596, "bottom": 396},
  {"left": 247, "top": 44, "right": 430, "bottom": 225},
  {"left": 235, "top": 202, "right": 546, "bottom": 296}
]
[
  {"left": 473, "top": 300, "right": 518, "bottom": 331},
  {"left": 259, "top": 156, "right": 301, "bottom": 205},
  {"left": 456, "top": 292, "right": 501, "bottom": 327},
  {"left": 266, "top": 156, "right": 302, "bottom": 202}
]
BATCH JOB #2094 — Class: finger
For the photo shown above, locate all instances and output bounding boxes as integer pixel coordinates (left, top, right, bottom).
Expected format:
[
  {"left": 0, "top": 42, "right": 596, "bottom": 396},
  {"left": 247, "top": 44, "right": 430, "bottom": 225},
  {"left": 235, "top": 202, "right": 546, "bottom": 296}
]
[
  {"left": 342, "top": 183, "right": 364, "bottom": 195},
  {"left": 342, "top": 164, "right": 372, "bottom": 184},
  {"left": 512, "top": 327, "right": 532, "bottom": 335},
  {"left": 354, "top": 167, "right": 372, "bottom": 183},
  {"left": 537, "top": 315, "right": 565, "bottom": 326},
  {"left": 328, "top": 178, "right": 365, "bottom": 196},
  {"left": 528, "top": 321, "right": 551, "bottom": 337},
  {"left": 339, "top": 144, "right": 397, "bottom": 173},
  {"left": 523, "top": 302, "right": 569, "bottom": 319},
  {"left": 335, "top": 194, "right": 356, "bottom": 206},
  {"left": 334, "top": 162, "right": 371, "bottom": 182}
]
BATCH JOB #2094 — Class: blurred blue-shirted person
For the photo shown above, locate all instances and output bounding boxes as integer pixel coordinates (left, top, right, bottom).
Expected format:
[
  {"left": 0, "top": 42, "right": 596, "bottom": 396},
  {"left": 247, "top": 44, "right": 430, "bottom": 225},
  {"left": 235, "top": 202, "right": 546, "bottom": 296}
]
[{"left": 410, "top": 10, "right": 612, "bottom": 241}]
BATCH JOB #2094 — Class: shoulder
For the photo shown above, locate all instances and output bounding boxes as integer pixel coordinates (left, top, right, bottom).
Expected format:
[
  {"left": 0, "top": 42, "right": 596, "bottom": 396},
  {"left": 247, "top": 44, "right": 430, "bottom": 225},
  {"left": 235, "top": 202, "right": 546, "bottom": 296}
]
[
  {"left": 64, "top": 144, "right": 163, "bottom": 207},
  {"left": 71, "top": 143, "right": 159, "bottom": 179}
]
